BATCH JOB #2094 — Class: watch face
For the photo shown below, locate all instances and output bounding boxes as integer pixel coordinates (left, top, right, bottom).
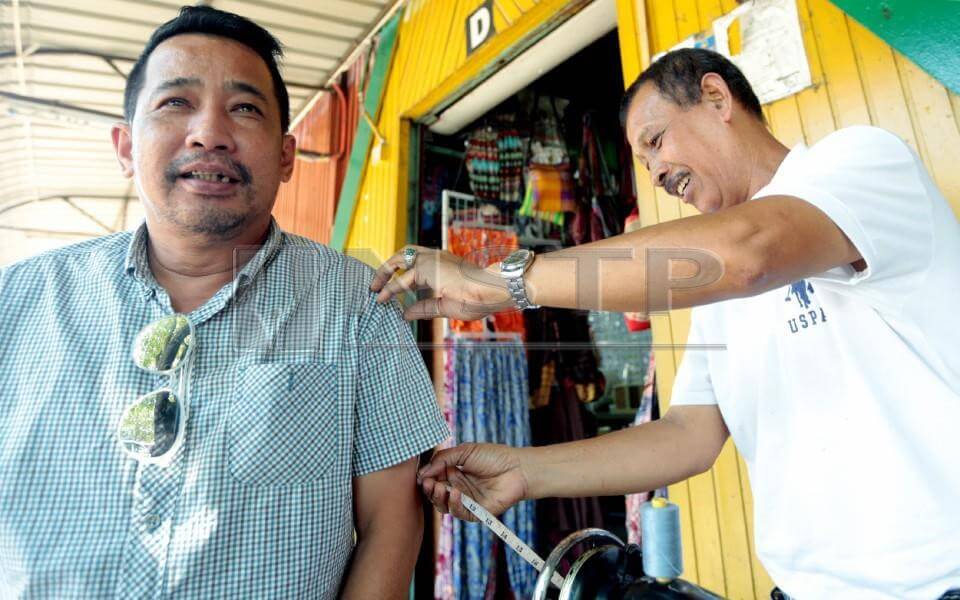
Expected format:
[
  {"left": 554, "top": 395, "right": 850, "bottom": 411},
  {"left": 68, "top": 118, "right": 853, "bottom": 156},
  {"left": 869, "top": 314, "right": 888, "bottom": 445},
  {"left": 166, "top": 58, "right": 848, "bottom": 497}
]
[{"left": 503, "top": 249, "right": 532, "bottom": 269}]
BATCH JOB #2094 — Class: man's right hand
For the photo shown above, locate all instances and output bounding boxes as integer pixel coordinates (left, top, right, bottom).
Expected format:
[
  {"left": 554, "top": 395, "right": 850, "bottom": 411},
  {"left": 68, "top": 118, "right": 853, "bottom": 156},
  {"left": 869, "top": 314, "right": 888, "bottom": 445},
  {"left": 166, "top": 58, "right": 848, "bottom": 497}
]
[
  {"left": 370, "top": 246, "right": 514, "bottom": 321},
  {"left": 417, "top": 443, "right": 529, "bottom": 521}
]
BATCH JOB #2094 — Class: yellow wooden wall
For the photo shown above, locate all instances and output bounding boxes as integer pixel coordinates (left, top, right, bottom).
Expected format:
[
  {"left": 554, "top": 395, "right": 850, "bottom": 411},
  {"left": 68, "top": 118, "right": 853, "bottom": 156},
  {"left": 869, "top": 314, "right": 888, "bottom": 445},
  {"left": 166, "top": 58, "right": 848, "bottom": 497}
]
[{"left": 619, "top": 0, "right": 960, "bottom": 598}]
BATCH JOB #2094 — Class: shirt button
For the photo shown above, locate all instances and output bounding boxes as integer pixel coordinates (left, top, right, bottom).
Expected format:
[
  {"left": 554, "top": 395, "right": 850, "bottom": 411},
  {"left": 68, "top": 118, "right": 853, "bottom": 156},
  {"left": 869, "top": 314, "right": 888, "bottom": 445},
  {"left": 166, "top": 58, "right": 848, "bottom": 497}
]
[{"left": 144, "top": 514, "right": 161, "bottom": 531}]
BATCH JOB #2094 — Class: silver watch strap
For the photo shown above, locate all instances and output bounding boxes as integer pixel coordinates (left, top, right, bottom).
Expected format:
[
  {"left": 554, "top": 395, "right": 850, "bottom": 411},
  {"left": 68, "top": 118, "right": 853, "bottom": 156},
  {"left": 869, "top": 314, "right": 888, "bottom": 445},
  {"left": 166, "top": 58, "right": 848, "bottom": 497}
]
[{"left": 506, "top": 274, "right": 537, "bottom": 310}]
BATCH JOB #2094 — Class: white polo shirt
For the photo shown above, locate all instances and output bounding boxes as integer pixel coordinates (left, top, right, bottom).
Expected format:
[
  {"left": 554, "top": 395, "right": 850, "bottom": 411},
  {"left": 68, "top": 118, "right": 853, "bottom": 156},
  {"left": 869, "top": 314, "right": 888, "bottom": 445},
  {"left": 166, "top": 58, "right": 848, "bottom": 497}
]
[{"left": 672, "top": 126, "right": 960, "bottom": 599}]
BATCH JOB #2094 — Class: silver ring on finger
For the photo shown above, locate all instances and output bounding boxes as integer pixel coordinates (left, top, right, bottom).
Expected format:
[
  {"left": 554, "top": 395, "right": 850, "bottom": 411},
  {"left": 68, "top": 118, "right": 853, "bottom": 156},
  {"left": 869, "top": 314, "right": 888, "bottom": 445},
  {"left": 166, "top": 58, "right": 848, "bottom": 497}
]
[{"left": 402, "top": 247, "right": 417, "bottom": 270}]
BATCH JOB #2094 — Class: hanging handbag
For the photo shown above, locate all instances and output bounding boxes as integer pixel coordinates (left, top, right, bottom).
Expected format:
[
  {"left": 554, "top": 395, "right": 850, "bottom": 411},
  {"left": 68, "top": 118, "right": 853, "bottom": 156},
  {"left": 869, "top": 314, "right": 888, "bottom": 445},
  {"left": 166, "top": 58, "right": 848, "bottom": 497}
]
[
  {"left": 524, "top": 95, "right": 576, "bottom": 219},
  {"left": 571, "top": 112, "right": 624, "bottom": 244}
]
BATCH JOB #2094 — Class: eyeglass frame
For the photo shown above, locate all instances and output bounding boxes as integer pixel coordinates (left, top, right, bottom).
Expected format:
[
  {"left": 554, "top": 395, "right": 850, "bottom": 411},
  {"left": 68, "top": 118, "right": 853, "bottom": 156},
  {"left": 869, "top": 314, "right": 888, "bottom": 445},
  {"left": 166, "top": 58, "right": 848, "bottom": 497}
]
[{"left": 117, "top": 314, "right": 196, "bottom": 466}]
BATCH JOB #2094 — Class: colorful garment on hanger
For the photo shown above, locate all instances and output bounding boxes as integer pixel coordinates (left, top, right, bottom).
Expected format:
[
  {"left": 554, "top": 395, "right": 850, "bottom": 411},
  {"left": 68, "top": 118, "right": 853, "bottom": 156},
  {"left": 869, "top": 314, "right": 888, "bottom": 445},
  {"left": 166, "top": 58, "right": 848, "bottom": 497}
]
[
  {"left": 520, "top": 165, "right": 575, "bottom": 224},
  {"left": 434, "top": 352, "right": 459, "bottom": 600},
  {"left": 435, "top": 342, "right": 537, "bottom": 600},
  {"left": 446, "top": 227, "right": 526, "bottom": 338},
  {"left": 625, "top": 353, "right": 656, "bottom": 545}
]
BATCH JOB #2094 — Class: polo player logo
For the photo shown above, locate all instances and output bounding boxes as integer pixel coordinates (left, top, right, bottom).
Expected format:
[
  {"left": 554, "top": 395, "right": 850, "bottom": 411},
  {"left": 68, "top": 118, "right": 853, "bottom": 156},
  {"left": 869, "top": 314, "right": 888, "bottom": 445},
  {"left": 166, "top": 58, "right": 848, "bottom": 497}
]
[
  {"left": 784, "top": 279, "right": 826, "bottom": 334},
  {"left": 785, "top": 280, "right": 814, "bottom": 309}
]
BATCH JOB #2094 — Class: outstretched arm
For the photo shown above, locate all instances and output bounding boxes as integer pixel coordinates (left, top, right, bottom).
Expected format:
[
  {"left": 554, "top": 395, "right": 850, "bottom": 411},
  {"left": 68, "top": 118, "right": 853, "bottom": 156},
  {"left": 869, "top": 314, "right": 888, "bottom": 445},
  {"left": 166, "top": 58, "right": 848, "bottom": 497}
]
[
  {"left": 419, "top": 405, "right": 729, "bottom": 520},
  {"left": 371, "top": 197, "right": 860, "bottom": 319}
]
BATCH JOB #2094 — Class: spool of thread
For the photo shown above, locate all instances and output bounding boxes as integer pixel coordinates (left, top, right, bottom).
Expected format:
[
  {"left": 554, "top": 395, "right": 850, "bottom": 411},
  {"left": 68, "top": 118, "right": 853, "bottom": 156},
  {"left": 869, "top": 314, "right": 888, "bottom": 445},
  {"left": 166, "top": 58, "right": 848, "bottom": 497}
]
[{"left": 640, "top": 497, "right": 683, "bottom": 583}]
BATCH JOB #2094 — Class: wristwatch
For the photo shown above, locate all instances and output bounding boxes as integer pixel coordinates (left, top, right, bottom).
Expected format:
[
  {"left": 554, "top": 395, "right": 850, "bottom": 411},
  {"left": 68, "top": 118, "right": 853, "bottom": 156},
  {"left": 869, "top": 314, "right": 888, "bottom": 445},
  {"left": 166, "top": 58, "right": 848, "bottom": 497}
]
[{"left": 499, "top": 249, "right": 538, "bottom": 310}]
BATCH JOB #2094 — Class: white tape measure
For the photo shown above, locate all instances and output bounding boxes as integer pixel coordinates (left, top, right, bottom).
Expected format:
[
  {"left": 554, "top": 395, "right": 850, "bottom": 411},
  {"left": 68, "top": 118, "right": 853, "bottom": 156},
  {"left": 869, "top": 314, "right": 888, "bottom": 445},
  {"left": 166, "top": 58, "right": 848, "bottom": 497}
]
[{"left": 458, "top": 491, "right": 566, "bottom": 589}]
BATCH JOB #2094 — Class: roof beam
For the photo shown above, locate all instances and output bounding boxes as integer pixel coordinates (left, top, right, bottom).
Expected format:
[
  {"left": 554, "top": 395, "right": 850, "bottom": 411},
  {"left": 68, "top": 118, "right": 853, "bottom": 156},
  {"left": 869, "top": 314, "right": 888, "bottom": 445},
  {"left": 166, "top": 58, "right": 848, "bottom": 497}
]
[{"left": 0, "top": 90, "right": 123, "bottom": 126}]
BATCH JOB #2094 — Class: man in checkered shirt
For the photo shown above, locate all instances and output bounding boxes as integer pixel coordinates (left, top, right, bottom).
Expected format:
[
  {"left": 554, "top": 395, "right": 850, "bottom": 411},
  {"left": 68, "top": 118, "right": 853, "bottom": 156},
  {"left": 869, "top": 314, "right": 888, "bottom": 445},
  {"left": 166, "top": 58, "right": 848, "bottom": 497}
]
[{"left": 0, "top": 6, "right": 448, "bottom": 598}]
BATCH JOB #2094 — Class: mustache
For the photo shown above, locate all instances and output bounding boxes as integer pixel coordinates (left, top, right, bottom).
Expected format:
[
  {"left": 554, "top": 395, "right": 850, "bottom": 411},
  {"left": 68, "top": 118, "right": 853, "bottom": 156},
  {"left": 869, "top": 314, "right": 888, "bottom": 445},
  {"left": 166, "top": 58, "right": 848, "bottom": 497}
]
[{"left": 164, "top": 152, "right": 252, "bottom": 185}]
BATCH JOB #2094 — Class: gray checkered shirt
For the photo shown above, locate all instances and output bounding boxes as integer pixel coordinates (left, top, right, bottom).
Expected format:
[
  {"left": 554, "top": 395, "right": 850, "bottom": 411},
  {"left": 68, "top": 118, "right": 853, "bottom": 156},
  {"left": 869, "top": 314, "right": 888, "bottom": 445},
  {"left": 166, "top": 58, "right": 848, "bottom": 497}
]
[{"left": 0, "top": 220, "right": 449, "bottom": 598}]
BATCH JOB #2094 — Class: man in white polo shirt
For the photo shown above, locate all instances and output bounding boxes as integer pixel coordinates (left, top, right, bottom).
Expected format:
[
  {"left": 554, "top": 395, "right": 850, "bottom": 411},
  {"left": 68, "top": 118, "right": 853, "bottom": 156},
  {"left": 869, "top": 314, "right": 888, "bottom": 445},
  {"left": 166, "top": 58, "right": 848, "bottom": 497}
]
[{"left": 374, "top": 49, "right": 960, "bottom": 598}]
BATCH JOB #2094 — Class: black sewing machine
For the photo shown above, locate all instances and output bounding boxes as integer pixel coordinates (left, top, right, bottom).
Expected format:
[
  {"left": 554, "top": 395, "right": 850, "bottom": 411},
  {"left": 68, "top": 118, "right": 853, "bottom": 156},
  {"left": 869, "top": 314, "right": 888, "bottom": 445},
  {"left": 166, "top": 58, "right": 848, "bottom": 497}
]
[{"left": 532, "top": 528, "right": 726, "bottom": 600}]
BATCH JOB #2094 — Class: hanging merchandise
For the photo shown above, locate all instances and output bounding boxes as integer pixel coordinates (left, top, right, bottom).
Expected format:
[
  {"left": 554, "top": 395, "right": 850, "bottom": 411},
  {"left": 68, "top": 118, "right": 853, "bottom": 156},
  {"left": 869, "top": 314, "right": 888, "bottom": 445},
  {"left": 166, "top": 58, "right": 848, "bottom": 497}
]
[
  {"left": 571, "top": 112, "right": 625, "bottom": 245},
  {"left": 465, "top": 126, "right": 500, "bottom": 201},
  {"left": 528, "top": 96, "right": 569, "bottom": 166},
  {"left": 525, "top": 309, "right": 606, "bottom": 554},
  {"left": 520, "top": 96, "right": 576, "bottom": 224},
  {"left": 625, "top": 353, "right": 657, "bottom": 544},
  {"left": 496, "top": 115, "right": 525, "bottom": 204},
  {"left": 421, "top": 163, "right": 454, "bottom": 242},
  {"left": 446, "top": 226, "right": 526, "bottom": 337},
  {"left": 435, "top": 340, "right": 537, "bottom": 600},
  {"left": 464, "top": 116, "right": 524, "bottom": 205}
]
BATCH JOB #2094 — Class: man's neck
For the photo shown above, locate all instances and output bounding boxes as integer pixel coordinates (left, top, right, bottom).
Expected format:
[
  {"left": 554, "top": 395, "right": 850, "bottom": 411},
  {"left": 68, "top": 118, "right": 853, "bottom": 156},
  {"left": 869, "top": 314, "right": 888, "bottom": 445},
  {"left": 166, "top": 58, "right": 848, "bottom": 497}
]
[
  {"left": 145, "top": 218, "right": 271, "bottom": 313},
  {"left": 743, "top": 128, "right": 791, "bottom": 200}
]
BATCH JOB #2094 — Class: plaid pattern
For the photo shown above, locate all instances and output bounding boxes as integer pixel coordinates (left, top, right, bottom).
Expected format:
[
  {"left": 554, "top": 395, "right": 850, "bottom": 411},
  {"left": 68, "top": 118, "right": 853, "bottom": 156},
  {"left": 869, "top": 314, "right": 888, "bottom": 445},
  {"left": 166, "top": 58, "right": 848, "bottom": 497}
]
[{"left": 0, "top": 220, "right": 449, "bottom": 599}]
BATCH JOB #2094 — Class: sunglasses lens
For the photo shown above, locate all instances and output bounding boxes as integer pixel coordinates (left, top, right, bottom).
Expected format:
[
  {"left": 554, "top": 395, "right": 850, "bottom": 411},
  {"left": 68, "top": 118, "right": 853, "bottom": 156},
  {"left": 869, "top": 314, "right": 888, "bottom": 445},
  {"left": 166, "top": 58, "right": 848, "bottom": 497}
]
[
  {"left": 118, "top": 390, "right": 182, "bottom": 458},
  {"left": 132, "top": 314, "right": 193, "bottom": 373}
]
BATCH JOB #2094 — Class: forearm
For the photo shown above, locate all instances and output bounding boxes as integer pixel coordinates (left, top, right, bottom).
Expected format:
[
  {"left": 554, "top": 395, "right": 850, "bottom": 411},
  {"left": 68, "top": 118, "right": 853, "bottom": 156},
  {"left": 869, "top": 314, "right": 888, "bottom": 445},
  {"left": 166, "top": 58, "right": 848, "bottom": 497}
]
[
  {"left": 522, "top": 211, "right": 762, "bottom": 313},
  {"left": 520, "top": 411, "right": 724, "bottom": 499},
  {"left": 340, "top": 516, "right": 422, "bottom": 600}
]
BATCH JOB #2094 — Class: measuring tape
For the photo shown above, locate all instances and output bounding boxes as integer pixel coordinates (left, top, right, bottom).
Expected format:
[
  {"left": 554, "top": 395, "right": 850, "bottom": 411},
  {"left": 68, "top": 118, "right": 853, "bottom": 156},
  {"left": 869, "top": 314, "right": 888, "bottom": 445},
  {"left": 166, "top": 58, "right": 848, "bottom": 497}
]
[{"left": 458, "top": 491, "right": 566, "bottom": 589}]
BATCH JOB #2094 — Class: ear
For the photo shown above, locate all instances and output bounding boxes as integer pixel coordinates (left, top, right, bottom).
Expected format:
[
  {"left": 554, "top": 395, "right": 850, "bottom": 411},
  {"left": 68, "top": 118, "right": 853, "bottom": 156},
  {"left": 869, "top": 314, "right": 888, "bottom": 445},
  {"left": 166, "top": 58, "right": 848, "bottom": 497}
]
[
  {"left": 111, "top": 122, "right": 135, "bottom": 178},
  {"left": 700, "top": 73, "right": 734, "bottom": 123},
  {"left": 279, "top": 133, "right": 297, "bottom": 183}
]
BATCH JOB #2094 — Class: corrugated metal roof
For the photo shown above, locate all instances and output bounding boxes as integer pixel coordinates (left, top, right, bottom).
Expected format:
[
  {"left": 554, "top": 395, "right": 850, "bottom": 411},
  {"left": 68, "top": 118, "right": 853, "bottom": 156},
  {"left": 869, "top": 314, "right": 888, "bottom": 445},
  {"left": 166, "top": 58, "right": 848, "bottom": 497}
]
[{"left": 0, "top": 0, "right": 393, "bottom": 264}]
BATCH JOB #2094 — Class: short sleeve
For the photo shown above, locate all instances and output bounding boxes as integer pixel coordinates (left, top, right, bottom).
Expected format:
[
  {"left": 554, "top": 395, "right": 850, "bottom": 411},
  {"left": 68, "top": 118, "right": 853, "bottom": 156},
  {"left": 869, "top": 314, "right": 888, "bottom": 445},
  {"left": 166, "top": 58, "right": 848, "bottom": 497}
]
[
  {"left": 352, "top": 293, "right": 449, "bottom": 477},
  {"left": 670, "top": 310, "right": 718, "bottom": 407},
  {"left": 755, "top": 126, "right": 934, "bottom": 310}
]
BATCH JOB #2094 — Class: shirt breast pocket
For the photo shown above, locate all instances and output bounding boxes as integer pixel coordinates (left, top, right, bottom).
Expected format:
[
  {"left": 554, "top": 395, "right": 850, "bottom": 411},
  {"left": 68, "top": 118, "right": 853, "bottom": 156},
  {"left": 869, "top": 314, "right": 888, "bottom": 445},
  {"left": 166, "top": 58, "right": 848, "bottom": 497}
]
[{"left": 228, "top": 362, "right": 341, "bottom": 486}]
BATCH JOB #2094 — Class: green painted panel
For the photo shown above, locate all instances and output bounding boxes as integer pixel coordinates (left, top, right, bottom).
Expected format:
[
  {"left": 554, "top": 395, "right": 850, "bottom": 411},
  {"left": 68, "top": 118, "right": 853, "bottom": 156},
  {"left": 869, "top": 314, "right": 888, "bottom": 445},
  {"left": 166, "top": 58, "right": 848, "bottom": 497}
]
[
  {"left": 329, "top": 12, "right": 402, "bottom": 251},
  {"left": 830, "top": 0, "right": 960, "bottom": 94}
]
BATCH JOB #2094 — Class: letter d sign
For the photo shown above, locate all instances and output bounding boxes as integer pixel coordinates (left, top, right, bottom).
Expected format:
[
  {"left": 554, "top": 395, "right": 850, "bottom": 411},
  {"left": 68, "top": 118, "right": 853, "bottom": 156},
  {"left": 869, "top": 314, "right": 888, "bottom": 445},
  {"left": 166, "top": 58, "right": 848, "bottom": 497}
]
[{"left": 466, "top": 1, "right": 495, "bottom": 55}]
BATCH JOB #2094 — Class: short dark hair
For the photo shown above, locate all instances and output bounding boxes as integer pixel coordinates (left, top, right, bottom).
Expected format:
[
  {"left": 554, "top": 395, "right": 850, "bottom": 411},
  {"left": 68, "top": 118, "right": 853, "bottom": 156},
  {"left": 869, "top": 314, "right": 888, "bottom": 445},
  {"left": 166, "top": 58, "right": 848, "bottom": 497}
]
[
  {"left": 123, "top": 5, "right": 289, "bottom": 133},
  {"left": 619, "top": 48, "right": 762, "bottom": 127}
]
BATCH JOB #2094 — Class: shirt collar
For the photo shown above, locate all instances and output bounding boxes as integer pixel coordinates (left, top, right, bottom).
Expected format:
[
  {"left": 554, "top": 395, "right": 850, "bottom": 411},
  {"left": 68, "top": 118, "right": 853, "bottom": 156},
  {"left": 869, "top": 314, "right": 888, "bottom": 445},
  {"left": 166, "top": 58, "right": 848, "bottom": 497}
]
[
  {"left": 124, "top": 221, "right": 156, "bottom": 288},
  {"left": 233, "top": 219, "right": 283, "bottom": 293},
  {"left": 123, "top": 218, "right": 285, "bottom": 298}
]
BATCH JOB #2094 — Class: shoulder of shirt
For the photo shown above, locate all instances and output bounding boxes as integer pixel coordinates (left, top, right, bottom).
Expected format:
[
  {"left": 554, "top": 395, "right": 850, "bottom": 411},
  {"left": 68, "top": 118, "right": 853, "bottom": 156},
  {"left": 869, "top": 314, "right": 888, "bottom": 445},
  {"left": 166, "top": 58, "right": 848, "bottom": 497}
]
[
  {"left": 281, "top": 235, "right": 406, "bottom": 330},
  {"left": 279, "top": 231, "right": 377, "bottom": 280},
  {"left": 810, "top": 125, "right": 911, "bottom": 158},
  {"left": 1, "top": 231, "right": 132, "bottom": 285}
]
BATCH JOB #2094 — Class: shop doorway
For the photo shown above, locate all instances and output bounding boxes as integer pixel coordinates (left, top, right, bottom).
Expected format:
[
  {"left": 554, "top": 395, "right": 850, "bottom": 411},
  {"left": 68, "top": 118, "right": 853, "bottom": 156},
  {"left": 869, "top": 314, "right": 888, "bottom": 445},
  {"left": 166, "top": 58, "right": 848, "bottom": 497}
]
[{"left": 411, "top": 26, "right": 661, "bottom": 600}]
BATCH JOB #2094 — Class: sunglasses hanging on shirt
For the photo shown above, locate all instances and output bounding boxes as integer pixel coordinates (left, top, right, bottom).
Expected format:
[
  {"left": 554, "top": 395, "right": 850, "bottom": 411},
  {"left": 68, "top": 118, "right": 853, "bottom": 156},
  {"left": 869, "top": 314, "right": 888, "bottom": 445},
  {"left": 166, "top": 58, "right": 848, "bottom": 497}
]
[{"left": 117, "top": 314, "right": 195, "bottom": 465}]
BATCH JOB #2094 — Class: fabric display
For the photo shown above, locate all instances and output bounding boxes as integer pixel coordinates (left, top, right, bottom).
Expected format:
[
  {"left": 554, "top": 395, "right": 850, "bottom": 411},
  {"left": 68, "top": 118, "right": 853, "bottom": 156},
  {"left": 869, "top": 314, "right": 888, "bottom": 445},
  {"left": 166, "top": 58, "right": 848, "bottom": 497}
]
[
  {"left": 625, "top": 353, "right": 656, "bottom": 544},
  {"left": 623, "top": 206, "right": 650, "bottom": 332},
  {"left": 435, "top": 342, "right": 537, "bottom": 600},
  {"left": 446, "top": 226, "right": 526, "bottom": 338}
]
